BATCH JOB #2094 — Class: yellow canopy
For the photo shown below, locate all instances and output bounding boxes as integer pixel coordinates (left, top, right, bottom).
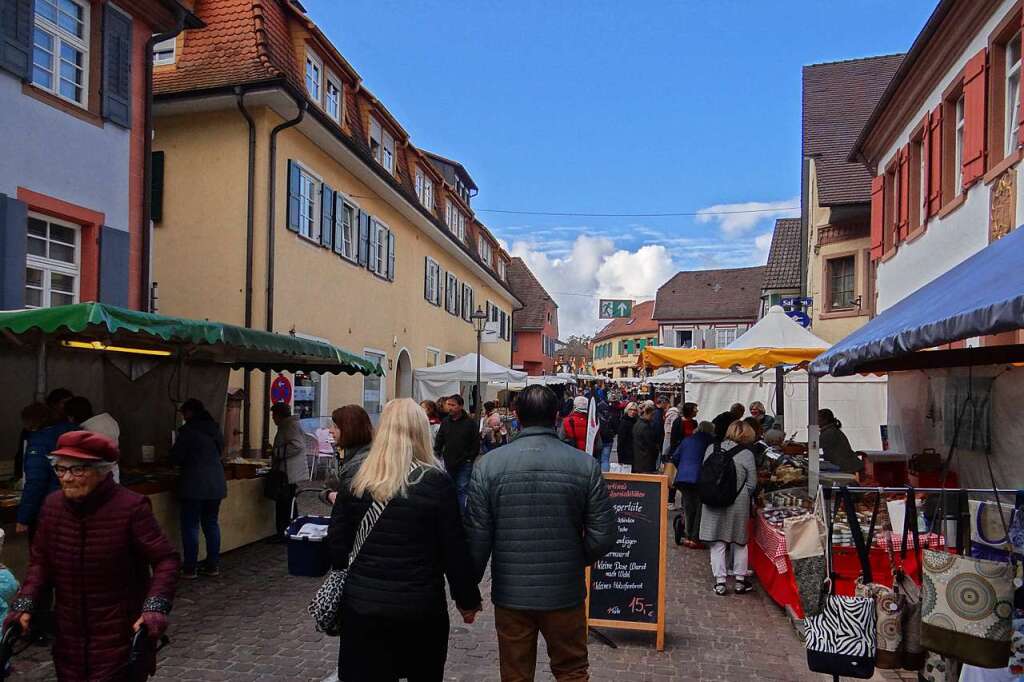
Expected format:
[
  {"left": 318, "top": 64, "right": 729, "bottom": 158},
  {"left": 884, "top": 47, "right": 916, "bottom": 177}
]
[{"left": 638, "top": 346, "right": 825, "bottom": 371}]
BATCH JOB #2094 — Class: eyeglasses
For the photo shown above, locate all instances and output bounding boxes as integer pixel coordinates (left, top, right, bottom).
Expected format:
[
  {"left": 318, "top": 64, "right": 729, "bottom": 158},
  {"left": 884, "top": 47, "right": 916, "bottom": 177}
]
[{"left": 52, "top": 464, "right": 99, "bottom": 478}]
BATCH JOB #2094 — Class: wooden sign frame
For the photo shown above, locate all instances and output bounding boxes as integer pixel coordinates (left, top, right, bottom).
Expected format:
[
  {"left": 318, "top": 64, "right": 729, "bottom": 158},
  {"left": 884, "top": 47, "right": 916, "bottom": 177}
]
[{"left": 586, "top": 472, "right": 668, "bottom": 651}]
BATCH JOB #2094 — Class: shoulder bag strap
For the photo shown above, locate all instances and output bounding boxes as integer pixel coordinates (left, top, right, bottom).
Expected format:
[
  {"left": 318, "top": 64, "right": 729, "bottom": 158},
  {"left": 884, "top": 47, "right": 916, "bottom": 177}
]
[{"left": 842, "top": 485, "right": 873, "bottom": 585}]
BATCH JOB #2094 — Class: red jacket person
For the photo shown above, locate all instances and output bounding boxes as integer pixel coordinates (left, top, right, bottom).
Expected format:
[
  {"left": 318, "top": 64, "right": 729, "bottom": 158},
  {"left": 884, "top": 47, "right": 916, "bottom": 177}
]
[{"left": 5, "top": 431, "right": 180, "bottom": 681}]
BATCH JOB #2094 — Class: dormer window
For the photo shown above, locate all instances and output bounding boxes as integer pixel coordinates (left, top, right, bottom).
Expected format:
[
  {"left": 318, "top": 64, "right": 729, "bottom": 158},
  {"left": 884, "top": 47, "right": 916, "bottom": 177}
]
[
  {"left": 497, "top": 259, "right": 506, "bottom": 280},
  {"left": 305, "top": 52, "right": 322, "bottom": 102},
  {"left": 153, "top": 36, "right": 176, "bottom": 65},
  {"left": 445, "top": 200, "right": 466, "bottom": 241},
  {"left": 325, "top": 74, "right": 342, "bottom": 123},
  {"left": 477, "top": 237, "right": 492, "bottom": 266},
  {"left": 454, "top": 178, "right": 470, "bottom": 203},
  {"left": 370, "top": 116, "right": 395, "bottom": 174},
  {"left": 415, "top": 168, "right": 434, "bottom": 210}
]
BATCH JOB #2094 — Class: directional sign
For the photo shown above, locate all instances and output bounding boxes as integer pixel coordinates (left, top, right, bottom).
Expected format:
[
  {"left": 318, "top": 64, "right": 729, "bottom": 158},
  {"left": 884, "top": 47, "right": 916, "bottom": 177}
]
[{"left": 599, "top": 299, "right": 633, "bottom": 319}]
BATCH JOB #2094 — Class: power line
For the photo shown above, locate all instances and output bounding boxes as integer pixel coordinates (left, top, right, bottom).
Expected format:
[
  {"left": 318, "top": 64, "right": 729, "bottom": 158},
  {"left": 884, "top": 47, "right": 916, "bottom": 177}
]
[{"left": 475, "top": 206, "right": 798, "bottom": 218}]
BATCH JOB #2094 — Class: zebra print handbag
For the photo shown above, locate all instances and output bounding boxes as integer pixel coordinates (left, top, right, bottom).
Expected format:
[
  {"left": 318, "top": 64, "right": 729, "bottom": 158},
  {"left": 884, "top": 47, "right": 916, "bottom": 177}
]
[{"left": 805, "top": 487, "right": 878, "bottom": 679}]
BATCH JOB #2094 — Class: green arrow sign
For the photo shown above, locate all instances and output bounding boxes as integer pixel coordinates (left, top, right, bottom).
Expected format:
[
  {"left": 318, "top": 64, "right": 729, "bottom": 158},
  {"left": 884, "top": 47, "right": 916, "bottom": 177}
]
[{"left": 599, "top": 299, "right": 633, "bottom": 319}]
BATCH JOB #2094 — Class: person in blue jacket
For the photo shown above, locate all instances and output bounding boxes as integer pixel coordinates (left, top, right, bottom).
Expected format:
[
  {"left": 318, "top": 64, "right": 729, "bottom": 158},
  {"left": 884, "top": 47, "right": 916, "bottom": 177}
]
[
  {"left": 670, "top": 420, "right": 715, "bottom": 549},
  {"left": 17, "top": 402, "right": 77, "bottom": 540}
]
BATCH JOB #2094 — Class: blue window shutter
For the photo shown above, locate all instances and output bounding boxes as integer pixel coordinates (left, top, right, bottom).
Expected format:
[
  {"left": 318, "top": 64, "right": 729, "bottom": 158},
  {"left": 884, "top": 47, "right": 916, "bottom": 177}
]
[
  {"left": 98, "top": 227, "right": 130, "bottom": 307},
  {"left": 101, "top": 5, "right": 133, "bottom": 128},
  {"left": 357, "top": 211, "right": 370, "bottom": 267},
  {"left": 0, "top": 193, "right": 27, "bottom": 310},
  {"left": 320, "top": 185, "right": 334, "bottom": 248},
  {"left": 0, "top": 0, "right": 32, "bottom": 80},
  {"left": 332, "top": 194, "right": 344, "bottom": 255},
  {"left": 150, "top": 151, "right": 165, "bottom": 223},
  {"left": 386, "top": 230, "right": 395, "bottom": 281},
  {"left": 423, "top": 257, "right": 429, "bottom": 300},
  {"left": 286, "top": 161, "right": 300, "bottom": 233}
]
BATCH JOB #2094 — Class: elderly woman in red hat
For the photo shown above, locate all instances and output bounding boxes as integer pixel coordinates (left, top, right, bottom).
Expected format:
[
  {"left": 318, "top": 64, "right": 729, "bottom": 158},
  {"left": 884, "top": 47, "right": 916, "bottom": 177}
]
[{"left": 5, "top": 431, "right": 180, "bottom": 681}]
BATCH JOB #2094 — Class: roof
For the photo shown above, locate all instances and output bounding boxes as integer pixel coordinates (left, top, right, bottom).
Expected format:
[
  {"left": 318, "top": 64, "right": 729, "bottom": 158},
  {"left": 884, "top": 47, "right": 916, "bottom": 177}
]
[
  {"left": 762, "top": 218, "right": 802, "bottom": 291},
  {"left": 507, "top": 258, "right": 556, "bottom": 332},
  {"left": 810, "top": 225, "right": 1024, "bottom": 377},
  {"left": 593, "top": 300, "right": 658, "bottom": 342},
  {"left": 422, "top": 150, "right": 479, "bottom": 192},
  {"left": 726, "top": 305, "right": 830, "bottom": 350},
  {"left": 849, "top": 1, "right": 957, "bottom": 163},
  {"left": 0, "top": 303, "right": 383, "bottom": 375},
  {"left": 803, "top": 54, "right": 904, "bottom": 205},
  {"left": 653, "top": 267, "right": 765, "bottom": 322}
]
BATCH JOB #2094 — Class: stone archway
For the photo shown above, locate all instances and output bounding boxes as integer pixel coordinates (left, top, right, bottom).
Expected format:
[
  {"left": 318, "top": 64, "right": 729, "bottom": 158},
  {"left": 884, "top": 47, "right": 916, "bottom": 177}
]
[{"left": 395, "top": 348, "right": 413, "bottom": 399}]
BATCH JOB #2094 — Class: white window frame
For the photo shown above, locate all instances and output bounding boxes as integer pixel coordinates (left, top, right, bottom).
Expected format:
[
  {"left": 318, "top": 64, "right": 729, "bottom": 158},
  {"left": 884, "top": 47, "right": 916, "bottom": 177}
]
[
  {"left": 293, "top": 332, "right": 331, "bottom": 425},
  {"left": 25, "top": 213, "right": 81, "bottom": 309},
  {"left": 462, "top": 283, "right": 474, "bottom": 321},
  {"left": 1007, "top": 32, "right": 1022, "bottom": 157},
  {"left": 714, "top": 327, "right": 737, "bottom": 348},
  {"left": 445, "top": 200, "right": 466, "bottom": 241},
  {"left": 362, "top": 348, "right": 388, "bottom": 424},
  {"left": 445, "top": 272, "right": 459, "bottom": 315},
  {"left": 32, "top": 0, "right": 90, "bottom": 107},
  {"left": 426, "top": 347, "right": 440, "bottom": 367},
  {"left": 153, "top": 36, "right": 175, "bottom": 65},
  {"left": 497, "top": 259, "right": 506, "bottom": 280},
  {"left": 335, "top": 194, "right": 357, "bottom": 262},
  {"left": 478, "top": 237, "right": 492, "bottom": 266},
  {"left": 305, "top": 51, "right": 323, "bottom": 103},
  {"left": 425, "top": 257, "right": 441, "bottom": 305},
  {"left": 296, "top": 164, "right": 321, "bottom": 243},
  {"left": 325, "top": 72, "right": 343, "bottom": 123},
  {"left": 415, "top": 168, "right": 434, "bottom": 210},
  {"left": 369, "top": 116, "right": 395, "bottom": 174},
  {"left": 369, "top": 218, "right": 390, "bottom": 277},
  {"left": 954, "top": 94, "right": 965, "bottom": 195}
]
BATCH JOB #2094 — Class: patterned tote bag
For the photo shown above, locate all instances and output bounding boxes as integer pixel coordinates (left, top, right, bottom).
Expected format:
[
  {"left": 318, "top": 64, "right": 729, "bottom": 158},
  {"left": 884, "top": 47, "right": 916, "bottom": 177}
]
[{"left": 806, "top": 487, "right": 877, "bottom": 679}]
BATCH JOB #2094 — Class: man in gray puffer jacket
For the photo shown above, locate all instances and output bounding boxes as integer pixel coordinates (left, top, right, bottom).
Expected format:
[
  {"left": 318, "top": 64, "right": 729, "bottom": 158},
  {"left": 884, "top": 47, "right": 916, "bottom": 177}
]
[{"left": 466, "top": 385, "right": 616, "bottom": 681}]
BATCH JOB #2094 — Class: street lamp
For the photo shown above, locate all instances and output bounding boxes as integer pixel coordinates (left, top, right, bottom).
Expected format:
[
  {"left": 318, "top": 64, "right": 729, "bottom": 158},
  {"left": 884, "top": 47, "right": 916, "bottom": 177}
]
[{"left": 471, "top": 306, "right": 489, "bottom": 417}]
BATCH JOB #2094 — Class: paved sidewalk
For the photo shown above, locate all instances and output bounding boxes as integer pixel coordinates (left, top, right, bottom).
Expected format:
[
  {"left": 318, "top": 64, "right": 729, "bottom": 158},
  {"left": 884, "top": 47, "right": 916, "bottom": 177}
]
[{"left": 10, "top": 521, "right": 841, "bottom": 681}]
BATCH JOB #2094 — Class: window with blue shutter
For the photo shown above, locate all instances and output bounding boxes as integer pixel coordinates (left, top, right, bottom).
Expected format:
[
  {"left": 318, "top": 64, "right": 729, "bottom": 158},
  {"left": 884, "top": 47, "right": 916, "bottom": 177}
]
[
  {"left": 0, "top": 0, "right": 32, "bottom": 80},
  {"left": 357, "top": 210, "right": 370, "bottom": 266},
  {"left": 99, "top": 226, "right": 129, "bottom": 306},
  {"left": 286, "top": 160, "right": 301, "bottom": 234},
  {"left": 386, "top": 230, "right": 395, "bottom": 281},
  {"left": 320, "top": 185, "right": 334, "bottom": 249},
  {"left": 101, "top": 4, "right": 132, "bottom": 128},
  {"left": 0, "top": 193, "right": 28, "bottom": 310}
]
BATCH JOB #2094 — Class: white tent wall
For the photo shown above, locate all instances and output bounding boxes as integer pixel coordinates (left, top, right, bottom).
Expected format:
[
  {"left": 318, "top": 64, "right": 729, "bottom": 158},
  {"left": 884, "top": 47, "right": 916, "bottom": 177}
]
[
  {"left": 413, "top": 353, "right": 526, "bottom": 402},
  {"left": 886, "top": 366, "right": 1024, "bottom": 489},
  {"left": 683, "top": 367, "right": 887, "bottom": 451}
]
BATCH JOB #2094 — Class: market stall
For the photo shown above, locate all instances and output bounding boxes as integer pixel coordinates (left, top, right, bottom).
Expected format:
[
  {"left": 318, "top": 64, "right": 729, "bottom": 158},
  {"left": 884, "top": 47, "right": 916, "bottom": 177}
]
[
  {"left": 0, "top": 302, "right": 381, "bottom": 575},
  {"left": 413, "top": 353, "right": 526, "bottom": 402}
]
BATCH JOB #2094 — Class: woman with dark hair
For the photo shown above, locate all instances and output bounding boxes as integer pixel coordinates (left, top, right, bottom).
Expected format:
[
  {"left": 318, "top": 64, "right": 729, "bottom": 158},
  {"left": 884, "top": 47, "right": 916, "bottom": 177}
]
[
  {"left": 321, "top": 405, "right": 375, "bottom": 506},
  {"left": 818, "top": 408, "right": 863, "bottom": 474}
]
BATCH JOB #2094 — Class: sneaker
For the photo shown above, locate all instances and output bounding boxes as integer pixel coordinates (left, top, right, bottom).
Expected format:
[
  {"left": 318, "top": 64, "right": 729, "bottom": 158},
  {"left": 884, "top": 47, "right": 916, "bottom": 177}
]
[
  {"left": 734, "top": 578, "right": 754, "bottom": 594},
  {"left": 180, "top": 568, "right": 198, "bottom": 580},
  {"left": 198, "top": 563, "right": 220, "bottom": 577}
]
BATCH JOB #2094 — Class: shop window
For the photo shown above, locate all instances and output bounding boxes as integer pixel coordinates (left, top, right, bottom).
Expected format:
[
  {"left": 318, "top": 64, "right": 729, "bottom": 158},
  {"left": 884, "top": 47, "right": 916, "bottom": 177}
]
[
  {"left": 25, "top": 214, "right": 79, "bottom": 308},
  {"left": 32, "top": 0, "right": 89, "bottom": 106},
  {"left": 826, "top": 255, "right": 856, "bottom": 311},
  {"left": 362, "top": 351, "right": 386, "bottom": 424},
  {"left": 293, "top": 371, "right": 324, "bottom": 425}
]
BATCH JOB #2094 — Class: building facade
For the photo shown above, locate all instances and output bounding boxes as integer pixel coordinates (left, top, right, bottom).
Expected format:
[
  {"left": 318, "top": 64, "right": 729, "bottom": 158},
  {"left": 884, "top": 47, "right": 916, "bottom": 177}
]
[
  {"left": 149, "top": 0, "right": 518, "bottom": 447},
  {"left": 760, "top": 217, "right": 802, "bottom": 317},
  {"left": 653, "top": 267, "right": 764, "bottom": 349},
  {"left": 507, "top": 257, "right": 558, "bottom": 375},
  {"left": 801, "top": 54, "right": 904, "bottom": 343},
  {"left": 591, "top": 300, "right": 658, "bottom": 378},
  {"left": 855, "top": 0, "right": 1024, "bottom": 333},
  {"left": 0, "top": 0, "right": 196, "bottom": 311}
]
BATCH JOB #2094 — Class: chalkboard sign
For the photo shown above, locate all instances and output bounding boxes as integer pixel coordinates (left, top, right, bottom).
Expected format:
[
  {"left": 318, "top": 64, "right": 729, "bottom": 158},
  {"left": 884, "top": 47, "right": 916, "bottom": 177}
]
[{"left": 586, "top": 472, "right": 668, "bottom": 651}]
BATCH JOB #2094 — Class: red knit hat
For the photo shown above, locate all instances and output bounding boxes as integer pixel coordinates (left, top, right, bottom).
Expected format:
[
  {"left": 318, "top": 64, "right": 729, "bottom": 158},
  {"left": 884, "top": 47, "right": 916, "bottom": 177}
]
[{"left": 52, "top": 431, "right": 120, "bottom": 463}]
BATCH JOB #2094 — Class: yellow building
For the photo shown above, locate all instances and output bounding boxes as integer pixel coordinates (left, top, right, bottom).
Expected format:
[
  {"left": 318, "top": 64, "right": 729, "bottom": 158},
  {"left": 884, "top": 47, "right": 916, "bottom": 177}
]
[
  {"left": 151, "top": 0, "right": 518, "bottom": 452},
  {"left": 591, "top": 300, "right": 659, "bottom": 379}
]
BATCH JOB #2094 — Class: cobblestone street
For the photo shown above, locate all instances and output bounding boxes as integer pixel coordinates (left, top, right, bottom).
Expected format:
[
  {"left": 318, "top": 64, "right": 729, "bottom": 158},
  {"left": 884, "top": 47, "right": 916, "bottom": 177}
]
[{"left": 11, "top": 521, "right": 839, "bottom": 682}]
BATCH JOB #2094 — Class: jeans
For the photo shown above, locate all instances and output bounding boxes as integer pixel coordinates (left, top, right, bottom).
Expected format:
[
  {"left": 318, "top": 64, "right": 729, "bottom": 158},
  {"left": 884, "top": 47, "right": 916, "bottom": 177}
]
[
  {"left": 180, "top": 498, "right": 222, "bottom": 571},
  {"left": 495, "top": 604, "right": 589, "bottom": 681},
  {"left": 598, "top": 442, "right": 612, "bottom": 473},
  {"left": 677, "top": 484, "right": 702, "bottom": 541},
  {"left": 710, "top": 541, "right": 749, "bottom": 581},
  {"left": 451, "top": 461, "right": 473, "bottom": 513}
]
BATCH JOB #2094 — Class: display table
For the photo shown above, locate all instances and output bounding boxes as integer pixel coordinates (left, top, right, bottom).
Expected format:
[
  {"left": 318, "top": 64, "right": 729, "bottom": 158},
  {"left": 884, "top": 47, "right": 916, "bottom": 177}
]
[
  {"left": 750, "top": 511, "right": 942, "bottom": 619},
  {"left": 860, "top": 451, "right": 910, "bottom": 486}
]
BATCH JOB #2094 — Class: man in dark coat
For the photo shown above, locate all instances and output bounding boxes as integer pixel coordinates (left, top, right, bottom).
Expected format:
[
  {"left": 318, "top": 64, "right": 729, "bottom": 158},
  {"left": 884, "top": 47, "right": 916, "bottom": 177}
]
[
  {"left": 170, "top": 398, "right": 227, "bottom": 578},
  {"left": 6, "top": 431, "right": 179, "bottom": 682},
  {"left": 465, "top": 385, "right": 616, "bottom": 681},
  {"left": 433, "top": 394, "right": 479, "bottom": 512},
  {"left": 712, "top": 403, "right": 745, "bottom": 442}
]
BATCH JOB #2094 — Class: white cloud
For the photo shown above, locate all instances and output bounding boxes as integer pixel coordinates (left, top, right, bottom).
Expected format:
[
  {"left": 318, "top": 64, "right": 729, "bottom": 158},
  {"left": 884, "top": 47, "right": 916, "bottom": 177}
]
[{"left": 696, "top": 197, "right": 799, "bottom": 237}]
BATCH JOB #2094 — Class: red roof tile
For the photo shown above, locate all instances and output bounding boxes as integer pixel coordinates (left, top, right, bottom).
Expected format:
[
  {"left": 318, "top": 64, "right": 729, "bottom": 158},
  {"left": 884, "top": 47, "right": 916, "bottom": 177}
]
[
  {"left": 507, "top": 258, "right": 556, "bottom": 331},
  {"left": 653, "top": 267, "right": 765, "bottom": 322}
]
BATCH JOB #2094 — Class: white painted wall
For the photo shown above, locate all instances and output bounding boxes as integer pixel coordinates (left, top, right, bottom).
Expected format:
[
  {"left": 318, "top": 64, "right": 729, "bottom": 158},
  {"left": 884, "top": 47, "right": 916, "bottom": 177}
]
[
  {"left": 875, "top": 0, "right": 1021, "bottom": 311},
  {"left": 0, "top": 75, "right": 131, "bottom": 230}
]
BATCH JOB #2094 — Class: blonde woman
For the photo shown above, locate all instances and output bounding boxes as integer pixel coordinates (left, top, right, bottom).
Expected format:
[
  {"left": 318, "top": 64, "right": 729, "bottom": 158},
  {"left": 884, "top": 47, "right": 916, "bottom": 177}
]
[
  {"left": 327, "top": 399, "right": 482, "bottom": 681},
  {"left": 699, "top": 420, "right": 758, "bottom": 595}
]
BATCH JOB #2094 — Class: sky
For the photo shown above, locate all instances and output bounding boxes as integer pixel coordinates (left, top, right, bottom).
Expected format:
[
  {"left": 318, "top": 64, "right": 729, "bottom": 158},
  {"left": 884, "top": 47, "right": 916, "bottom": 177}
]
[{"left": 304, "top": 0, "right": 937, "bottom": 337}]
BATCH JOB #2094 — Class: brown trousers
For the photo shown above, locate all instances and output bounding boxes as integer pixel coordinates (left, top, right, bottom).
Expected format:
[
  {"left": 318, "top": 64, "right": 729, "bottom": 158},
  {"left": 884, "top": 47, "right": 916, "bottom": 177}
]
[{"left": 494, "top": 604, "right": 589, "bottom": 682}]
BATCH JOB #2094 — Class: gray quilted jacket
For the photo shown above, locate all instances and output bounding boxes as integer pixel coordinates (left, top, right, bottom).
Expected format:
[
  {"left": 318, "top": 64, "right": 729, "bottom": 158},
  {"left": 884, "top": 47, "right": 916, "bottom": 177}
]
[{"left": 464, "top": 427, "right": 617, "bottom": 611}]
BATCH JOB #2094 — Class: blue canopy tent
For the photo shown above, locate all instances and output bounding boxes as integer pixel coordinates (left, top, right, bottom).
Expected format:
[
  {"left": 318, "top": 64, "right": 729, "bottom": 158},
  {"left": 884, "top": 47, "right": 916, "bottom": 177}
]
[{"left": 802, "top": 226, "right": 1024, "bottom": 493}]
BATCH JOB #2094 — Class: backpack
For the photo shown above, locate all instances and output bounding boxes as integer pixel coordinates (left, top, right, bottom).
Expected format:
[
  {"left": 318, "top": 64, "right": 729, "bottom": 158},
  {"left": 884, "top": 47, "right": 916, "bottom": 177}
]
[{"left": 697, "top": 443, "right": 745, "bottom": 508}]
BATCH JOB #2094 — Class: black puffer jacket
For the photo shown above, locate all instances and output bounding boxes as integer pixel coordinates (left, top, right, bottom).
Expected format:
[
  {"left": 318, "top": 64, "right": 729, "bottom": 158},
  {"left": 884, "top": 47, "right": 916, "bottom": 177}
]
[
  {"left": 632, "top": 418, "right": 659, "bottom": 473},
  {"left": 327, "top": 463, "right": 481, "bottom": 618},
  {"left": 465, "top": 427, "right": 616, "bottom": 611},
  {"left": 169, "top": 412, "right": 226, "bottom": 500}
]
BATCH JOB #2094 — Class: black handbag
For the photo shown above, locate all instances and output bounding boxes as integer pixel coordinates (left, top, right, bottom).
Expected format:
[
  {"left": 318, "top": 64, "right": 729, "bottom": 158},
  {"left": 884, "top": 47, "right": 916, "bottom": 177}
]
[
  {"left": 263, "top": 469, "right": 288, "bottom": 501},
  {"left": 805, "top": 486, "right": 877, "bottom": 679}
]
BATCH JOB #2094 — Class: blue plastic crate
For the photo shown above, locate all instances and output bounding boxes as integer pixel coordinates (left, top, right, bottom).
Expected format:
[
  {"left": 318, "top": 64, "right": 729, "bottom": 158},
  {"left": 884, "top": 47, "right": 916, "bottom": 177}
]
[{"left": 285, "top": 515, "right": 331, "bottom": 577}]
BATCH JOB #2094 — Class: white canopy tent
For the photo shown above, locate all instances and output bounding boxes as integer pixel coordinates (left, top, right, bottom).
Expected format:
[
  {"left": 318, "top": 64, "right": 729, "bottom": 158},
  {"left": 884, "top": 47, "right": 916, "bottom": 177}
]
[
  {"left": 724, "top": 305, "right": 832, "bottom": 351},
  {"left": 492, "top": 374, "right": 576, "bottom": 391},
  {"left": 414, "top": 353, "right": 526, "bottom": 401},
  {"left": 647, "top": 368, "right": 684, "bottom": 385}
]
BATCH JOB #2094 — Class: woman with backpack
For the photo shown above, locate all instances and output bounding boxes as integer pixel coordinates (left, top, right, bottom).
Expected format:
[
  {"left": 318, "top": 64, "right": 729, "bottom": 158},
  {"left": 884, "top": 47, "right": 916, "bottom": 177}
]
[{"left": 698, "top": 420, "right": 758, "bottom": 595}]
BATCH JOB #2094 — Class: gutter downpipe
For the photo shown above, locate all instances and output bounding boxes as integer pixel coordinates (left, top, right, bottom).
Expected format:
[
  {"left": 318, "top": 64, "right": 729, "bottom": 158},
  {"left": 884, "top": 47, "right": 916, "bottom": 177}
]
[
  {"left": 143, "top": 10, "right": 189, "bottom": 312},
  {"left": 261, "top": 96, "right": 307, "bottom": 452},
  {"left": 236, "top": 88, "right": 257, "bottom": 457}
]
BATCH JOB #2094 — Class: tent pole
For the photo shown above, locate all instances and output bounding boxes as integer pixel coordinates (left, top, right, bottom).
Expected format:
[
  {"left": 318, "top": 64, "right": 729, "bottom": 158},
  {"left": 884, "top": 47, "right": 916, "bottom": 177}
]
[
  {"left": 807, "top": 374, "right": 819, "bottom": 497},
  {"left": 35, "top": 341, "right": 47, "bottom": 402},
  {"left": 774, "top": 366, "right": 784, "bottom": 426}
]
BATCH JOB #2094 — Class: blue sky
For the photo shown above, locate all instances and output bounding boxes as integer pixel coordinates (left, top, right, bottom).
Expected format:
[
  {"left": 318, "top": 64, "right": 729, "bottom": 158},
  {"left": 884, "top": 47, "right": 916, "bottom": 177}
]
[{"left": 304, "top": 0, "right": 936, "bottom": 336}]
